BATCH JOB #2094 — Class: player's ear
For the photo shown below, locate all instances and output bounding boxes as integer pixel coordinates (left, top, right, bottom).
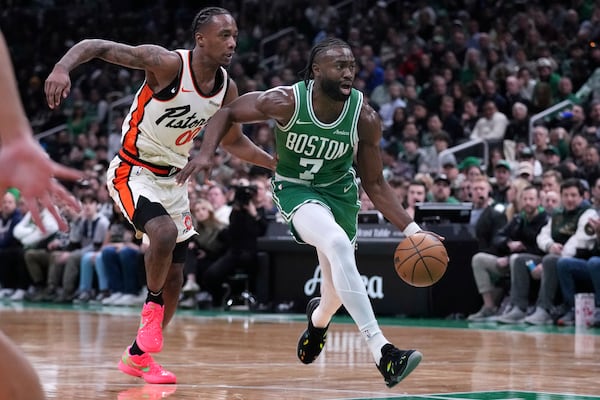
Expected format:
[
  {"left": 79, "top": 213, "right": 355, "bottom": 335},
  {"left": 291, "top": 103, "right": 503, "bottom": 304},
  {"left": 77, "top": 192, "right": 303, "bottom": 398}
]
[
  {"left": 195, "top": 32, "right": 205, "bottom": 47},
  {"left": 312, "top": 63, "right": 320, "bottom": 77}
]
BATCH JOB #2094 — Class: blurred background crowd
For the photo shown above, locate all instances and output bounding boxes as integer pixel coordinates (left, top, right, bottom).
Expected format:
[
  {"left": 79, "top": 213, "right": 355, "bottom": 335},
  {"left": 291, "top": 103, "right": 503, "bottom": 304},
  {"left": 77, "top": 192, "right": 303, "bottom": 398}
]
[{"left": 3, "top": 0, "right": 600, "bottom": 318}]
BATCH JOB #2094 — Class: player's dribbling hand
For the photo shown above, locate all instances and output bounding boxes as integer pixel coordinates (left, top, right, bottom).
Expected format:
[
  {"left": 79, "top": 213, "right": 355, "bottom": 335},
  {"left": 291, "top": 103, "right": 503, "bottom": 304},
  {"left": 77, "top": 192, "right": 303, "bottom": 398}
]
[
  {"left": 419, "top": 230, "right": 445, "bottom": 241},
  {"left": 44, "top": 64, "right": 72, "bottom": 109}
]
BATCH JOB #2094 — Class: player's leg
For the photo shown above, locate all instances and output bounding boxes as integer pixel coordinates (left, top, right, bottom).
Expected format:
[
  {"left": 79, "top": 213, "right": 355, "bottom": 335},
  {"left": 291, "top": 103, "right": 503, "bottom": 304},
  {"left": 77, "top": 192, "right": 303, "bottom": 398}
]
[
  {"left": 114, "top": 206, "right": 178, "bottom": 385},
  {"left": 107, "top": 162, "right": 177, "bottom": 383},
  {"left": 145, "top": 171, "right": 196, "bottom": 327},
  {"left": 292, "top": 202, "right": 421, "bottom": 387},
  {"left": 161, "top": 246, "right": 186, "bottom": 327},
  {"left": 297, "top": 249, "right": 342, "bottom": 364},
  {"left": 133, "top": 204, "right": 177, "bottom": 353},
  {"left": 108, "top": 161, "right": 177, "bottom": 353},
  {"left": 292, "top": 203, "right": 388, "bottom": 357},
  {"left": 118, "top": 218, "right": 188, "bottom": 385},
  {"left": 118, "top": 252, "right": 179, "bottom": 386},
  {"left": 142, "top": 212, "right": 178, "bottom": 295},
  {"left": 114, "top": 216, "right": 178, "bottom": 384},
  {"left": 313, "top": 250, "right": 342, "bottom": 326}
]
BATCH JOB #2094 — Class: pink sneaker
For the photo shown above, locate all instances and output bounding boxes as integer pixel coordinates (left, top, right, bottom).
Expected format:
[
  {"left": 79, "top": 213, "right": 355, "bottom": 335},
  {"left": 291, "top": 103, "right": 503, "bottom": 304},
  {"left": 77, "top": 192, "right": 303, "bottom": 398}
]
[
  {"left": 136, "top": 302, "right": 164, "bottom": 353},
  {"left": 118, "top": 347, "right": 176, "bottom": 384}
]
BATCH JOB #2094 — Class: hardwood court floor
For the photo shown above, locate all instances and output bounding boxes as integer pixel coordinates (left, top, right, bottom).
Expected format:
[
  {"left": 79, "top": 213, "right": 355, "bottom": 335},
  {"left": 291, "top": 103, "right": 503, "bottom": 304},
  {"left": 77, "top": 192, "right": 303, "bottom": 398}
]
[{"left": 0, "top": 303, "right": 599, "bottom": 400}]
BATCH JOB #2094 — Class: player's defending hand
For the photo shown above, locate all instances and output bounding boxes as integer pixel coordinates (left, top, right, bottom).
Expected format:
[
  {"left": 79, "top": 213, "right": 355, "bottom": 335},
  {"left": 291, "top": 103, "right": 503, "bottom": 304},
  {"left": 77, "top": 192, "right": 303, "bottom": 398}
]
[
  {"left": 176, "top": 152, "right": 213, "bottom": 186},
  {"left": 0, "top": 134, "right": 83, "bottom": 231},
  {"left": 44, "top": 64, "right": 71, "bottom": 109}
]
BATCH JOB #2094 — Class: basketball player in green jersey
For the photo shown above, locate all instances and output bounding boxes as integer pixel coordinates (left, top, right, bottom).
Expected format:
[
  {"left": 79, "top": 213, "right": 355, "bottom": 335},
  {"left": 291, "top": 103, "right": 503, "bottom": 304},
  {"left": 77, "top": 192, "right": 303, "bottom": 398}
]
[{"left": 178, "top": 37, "right": 442, "bottom": 388}]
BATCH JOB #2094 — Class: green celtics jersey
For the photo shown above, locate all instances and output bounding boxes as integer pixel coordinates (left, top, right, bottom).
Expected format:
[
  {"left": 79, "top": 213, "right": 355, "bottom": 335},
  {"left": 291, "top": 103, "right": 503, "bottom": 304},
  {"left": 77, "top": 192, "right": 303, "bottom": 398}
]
[{"left": 274, "top": 80, "right": 362, "bottom": 186}]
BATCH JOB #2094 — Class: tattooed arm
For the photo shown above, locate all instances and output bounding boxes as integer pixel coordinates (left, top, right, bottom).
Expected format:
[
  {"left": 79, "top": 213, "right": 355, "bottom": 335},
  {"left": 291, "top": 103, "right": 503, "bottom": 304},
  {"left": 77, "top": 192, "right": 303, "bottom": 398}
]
[{"left": 44, "top": 39, "right": 181, "bottom": 109}]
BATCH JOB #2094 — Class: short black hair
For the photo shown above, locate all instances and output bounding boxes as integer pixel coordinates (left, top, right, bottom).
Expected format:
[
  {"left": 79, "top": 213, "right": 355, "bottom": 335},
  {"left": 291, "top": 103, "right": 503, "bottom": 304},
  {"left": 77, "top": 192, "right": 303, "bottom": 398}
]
[
  {"left": 300, "top": 37, "right": 351, "bottom": 85},
  {"left": 191, "top": 7, "right": 231, "bottom": 36},
  {"left": 560, "top": 177, "right": 586, "bottom": 196},
  {"left": 522, "top": 185, "right": 539, "bottom": 195}
]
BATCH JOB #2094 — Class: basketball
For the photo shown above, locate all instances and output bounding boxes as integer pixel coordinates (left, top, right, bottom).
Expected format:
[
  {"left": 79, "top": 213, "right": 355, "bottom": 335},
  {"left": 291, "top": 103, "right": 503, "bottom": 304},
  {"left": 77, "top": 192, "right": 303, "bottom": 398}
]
[{"left": 394, "top": 232, "right": 448, "bottom": 287}]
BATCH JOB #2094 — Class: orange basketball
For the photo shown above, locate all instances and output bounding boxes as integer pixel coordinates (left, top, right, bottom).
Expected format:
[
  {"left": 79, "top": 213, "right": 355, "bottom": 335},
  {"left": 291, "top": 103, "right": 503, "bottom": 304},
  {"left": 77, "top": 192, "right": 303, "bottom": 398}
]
[{"left": 394, "top": 232, "right": 448, "bottom": 287}]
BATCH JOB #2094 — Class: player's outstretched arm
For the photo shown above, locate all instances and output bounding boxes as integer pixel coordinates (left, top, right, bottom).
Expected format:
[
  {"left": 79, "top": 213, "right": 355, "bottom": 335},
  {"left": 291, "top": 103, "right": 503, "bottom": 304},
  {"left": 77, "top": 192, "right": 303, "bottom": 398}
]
[
  {"left": 221, "top": 129, "right": 277, "bottom": 172},
  {"left": 176, "top": 88, "right": 291, "bottom": 185},
  {"left": 217, "top": 83, "right": 276, "bottom": 172},
  {"left": 45, "top": 39, "right": 179, "bottom": 109}
]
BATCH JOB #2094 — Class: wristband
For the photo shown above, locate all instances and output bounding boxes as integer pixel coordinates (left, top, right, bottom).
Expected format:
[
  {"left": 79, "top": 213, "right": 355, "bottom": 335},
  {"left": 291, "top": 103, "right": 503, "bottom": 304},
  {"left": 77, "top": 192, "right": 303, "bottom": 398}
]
[{"left": 403, "top": 222, "right": 421, "bottom": 236}]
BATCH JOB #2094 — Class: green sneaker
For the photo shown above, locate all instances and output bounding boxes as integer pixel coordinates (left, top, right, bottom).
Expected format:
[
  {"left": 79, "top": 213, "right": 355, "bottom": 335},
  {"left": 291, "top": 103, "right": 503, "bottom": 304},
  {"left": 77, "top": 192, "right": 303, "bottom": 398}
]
[{"left": 297, "top": 297, "right": 329, "bottom": 364}]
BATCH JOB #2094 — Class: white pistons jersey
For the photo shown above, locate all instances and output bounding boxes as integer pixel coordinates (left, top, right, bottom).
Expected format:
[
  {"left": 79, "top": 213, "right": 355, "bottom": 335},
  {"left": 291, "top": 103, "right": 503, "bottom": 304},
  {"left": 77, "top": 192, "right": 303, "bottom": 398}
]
[{"left": 119, "top": 49, "right": 229, "bottom": 170}]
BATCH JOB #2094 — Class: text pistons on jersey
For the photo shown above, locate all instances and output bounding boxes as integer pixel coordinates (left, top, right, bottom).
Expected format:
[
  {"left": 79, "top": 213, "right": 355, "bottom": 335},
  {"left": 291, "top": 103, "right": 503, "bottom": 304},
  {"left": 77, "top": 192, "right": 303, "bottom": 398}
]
[
  {"left": 285, "top": 131, "right": 350, "bottom": 160},
  {"left": 155, "top": 105, "right": 208, "bottom": 129}
]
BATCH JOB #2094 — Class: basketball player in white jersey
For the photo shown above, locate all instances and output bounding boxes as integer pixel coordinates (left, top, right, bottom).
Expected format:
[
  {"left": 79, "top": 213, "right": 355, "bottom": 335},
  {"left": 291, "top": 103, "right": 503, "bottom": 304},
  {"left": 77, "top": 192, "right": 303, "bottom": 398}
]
[{"left": 44, "top": 7, "right": 275, "bottom": 383}]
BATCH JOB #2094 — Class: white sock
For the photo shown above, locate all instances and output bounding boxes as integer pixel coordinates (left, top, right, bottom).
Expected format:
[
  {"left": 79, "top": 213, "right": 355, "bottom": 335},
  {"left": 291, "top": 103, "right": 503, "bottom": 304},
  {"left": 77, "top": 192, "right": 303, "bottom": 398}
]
[{"left": 360, "top": 319, "right": 389, "bottom": 363}]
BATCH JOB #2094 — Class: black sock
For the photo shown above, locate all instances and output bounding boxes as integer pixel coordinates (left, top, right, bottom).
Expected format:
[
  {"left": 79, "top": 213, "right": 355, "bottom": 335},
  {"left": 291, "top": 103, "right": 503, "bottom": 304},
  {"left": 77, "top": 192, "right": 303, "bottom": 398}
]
[
  {"left": 146, "top": 289, "right": 164, "bottom": 305},
  {"left": 130, "top": 340, "right": 144, "bottom": 356}
]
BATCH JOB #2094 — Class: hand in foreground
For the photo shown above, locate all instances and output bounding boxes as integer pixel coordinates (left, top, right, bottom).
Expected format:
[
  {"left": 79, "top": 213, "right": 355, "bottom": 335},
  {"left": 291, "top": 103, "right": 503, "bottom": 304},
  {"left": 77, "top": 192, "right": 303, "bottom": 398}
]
[
  {"left": 176, "top": 153, "right": 213, "bottom": 186},
  {"left": 0, "top": 134, "right": 83, "bottom": 231}
]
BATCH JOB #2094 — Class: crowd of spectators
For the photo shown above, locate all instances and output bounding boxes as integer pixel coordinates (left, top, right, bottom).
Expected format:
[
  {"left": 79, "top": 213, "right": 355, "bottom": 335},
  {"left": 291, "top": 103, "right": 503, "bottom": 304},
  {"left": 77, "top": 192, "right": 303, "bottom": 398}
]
[{"left": 4, "top": 0, "right": 600, "bottom": 316}]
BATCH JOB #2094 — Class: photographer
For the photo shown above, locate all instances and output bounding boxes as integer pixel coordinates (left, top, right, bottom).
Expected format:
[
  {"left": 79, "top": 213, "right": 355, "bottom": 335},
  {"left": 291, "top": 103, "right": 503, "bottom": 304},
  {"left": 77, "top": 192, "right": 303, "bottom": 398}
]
[{"left": 201, "top": 178, "right": 269, "bottom": 307}]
